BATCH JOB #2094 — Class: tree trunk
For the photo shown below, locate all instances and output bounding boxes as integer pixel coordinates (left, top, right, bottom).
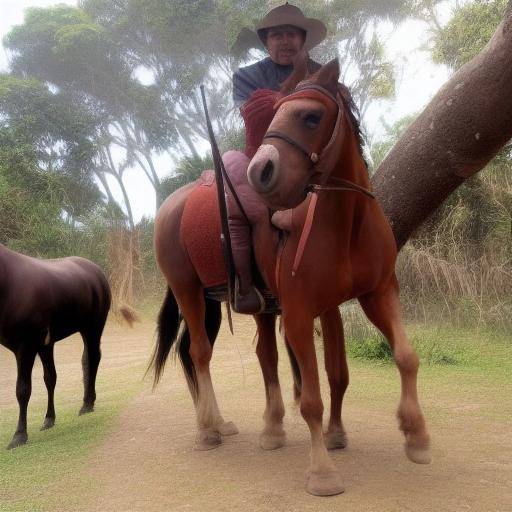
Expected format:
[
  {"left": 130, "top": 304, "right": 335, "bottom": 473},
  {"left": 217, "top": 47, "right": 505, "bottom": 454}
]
[{"left": 372, "top": 1, "right": 512, "bottom": 249}]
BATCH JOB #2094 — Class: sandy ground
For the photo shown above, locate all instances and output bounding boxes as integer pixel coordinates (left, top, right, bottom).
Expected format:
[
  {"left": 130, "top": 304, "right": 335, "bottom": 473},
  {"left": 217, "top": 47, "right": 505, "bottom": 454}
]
[{"left": 1, "top": 313, "right": 511, "bottom": 511}]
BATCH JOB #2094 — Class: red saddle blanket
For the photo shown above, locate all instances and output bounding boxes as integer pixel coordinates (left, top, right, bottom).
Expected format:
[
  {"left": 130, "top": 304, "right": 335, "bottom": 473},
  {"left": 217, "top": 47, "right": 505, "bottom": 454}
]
[{"left": 180, "top": 171, "right": 228, "bottom": 288}]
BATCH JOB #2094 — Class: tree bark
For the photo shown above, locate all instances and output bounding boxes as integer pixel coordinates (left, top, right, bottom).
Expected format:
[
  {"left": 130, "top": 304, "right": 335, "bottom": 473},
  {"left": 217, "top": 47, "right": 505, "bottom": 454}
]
[{"left": 372, "top": 1, "right": 512, "bottom": 249}]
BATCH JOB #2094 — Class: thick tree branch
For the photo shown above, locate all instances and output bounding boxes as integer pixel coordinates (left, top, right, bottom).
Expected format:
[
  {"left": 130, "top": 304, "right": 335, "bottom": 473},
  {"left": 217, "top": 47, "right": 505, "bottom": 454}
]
[{"left": 372, "top": 3, "right": 512, "bottom": 249}]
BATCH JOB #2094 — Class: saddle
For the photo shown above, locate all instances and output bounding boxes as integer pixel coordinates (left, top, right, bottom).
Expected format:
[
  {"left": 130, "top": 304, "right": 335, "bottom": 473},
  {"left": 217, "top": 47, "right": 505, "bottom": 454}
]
[{"left": 180, "top": 171, "right": 280, "bottom": 313}]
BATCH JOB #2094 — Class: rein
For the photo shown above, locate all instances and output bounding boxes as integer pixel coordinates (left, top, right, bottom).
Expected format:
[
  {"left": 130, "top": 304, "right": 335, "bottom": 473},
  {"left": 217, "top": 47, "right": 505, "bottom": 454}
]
[{"left": 267, "top": 84, "right": 374, "bottom": 285}]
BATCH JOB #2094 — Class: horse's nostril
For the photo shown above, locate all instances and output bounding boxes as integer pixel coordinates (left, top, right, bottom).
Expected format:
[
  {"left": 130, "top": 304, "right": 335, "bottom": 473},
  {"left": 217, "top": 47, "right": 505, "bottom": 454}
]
[{"left": 261, "top": 160, "right": 274, "bottom": 186}]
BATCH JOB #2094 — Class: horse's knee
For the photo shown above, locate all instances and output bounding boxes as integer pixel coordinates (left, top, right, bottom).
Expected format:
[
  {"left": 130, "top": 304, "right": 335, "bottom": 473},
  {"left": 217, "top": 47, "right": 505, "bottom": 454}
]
[
  {"left": 43, "top": 372, "right": 56, "bottom": 390},
  {"left": 395, "top": 348, "right": 419, "bottom": 374},
  {"left": 300, "top": 397, "right": 323, "bottom": 424},
  {"left": 16, "top": 381, "right": 31, "bottom": 403}
]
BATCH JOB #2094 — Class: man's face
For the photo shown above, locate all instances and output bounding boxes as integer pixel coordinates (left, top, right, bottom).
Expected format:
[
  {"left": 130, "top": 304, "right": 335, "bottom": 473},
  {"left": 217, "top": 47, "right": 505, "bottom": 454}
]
[{"left": 266, "top": 25, "right": 305, "bottom": 66}]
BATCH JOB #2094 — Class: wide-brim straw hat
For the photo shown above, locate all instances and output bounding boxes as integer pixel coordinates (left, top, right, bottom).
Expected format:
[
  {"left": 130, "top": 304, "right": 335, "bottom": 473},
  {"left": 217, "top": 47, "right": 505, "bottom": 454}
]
[{"left": 256, "top": 3, "right": 327, "bottom": 51}]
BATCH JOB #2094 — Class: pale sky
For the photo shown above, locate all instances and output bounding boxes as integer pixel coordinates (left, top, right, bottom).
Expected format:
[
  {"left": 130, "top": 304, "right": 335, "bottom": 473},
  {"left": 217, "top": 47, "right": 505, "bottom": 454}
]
[{"left": 0, "top": 0, "right": 454, "bottom": 221}]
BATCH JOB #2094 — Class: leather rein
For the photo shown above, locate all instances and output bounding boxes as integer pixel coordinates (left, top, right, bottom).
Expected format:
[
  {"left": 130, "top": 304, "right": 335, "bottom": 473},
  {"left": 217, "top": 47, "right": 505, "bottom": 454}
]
[{"left": 263, "top": 84, "right": 375, "bottom": 282}]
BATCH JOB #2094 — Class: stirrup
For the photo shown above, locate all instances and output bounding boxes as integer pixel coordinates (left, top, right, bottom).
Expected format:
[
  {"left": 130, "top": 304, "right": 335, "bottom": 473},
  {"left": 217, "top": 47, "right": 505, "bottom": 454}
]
[{"left": 233, "top": 279, "right": 265, "bottom": 314}]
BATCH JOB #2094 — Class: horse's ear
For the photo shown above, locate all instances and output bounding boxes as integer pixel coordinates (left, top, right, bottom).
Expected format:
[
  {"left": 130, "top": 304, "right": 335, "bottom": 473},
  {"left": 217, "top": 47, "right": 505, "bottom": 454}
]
[{"left": 314, "top": 59, "right": 340, "bottom": 97}]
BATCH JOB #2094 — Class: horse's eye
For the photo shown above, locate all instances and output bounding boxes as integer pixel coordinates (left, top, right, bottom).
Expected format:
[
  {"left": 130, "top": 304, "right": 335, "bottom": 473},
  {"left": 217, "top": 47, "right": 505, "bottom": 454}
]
[{"left": 304, "top": 113, "right": 322, "bottom": 129}]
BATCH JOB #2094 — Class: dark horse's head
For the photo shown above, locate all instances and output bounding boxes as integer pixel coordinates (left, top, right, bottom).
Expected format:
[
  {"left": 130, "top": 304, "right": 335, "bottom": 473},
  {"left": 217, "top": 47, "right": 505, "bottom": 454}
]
[{"left": 248, "top": 59, "right": 346, "bottom": 210}]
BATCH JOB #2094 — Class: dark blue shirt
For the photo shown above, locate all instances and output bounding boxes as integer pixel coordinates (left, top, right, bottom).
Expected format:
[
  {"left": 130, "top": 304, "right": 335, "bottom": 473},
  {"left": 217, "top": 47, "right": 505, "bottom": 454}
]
[{"left": 233, "top": 57, "right": 321, "bottom": 103}]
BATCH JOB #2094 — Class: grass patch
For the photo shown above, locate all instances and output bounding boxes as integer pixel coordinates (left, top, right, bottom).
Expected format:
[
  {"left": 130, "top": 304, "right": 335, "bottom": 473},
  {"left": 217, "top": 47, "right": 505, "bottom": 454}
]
[
  {"left": 0, "top": 322, "right": 149, "bottom": 512},
  {"left": 0, "top": 383, "right": 137, "bottom": 512},
  {"left": 347, "top": 335, "right": 393, "bottom": 362}
]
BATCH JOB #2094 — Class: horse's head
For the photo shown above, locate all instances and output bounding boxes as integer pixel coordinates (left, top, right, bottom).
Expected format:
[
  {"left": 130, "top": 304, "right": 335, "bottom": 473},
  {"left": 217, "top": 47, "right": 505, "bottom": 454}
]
[{"left": 247, "top": 59, "right": 342, "bottom": 210}]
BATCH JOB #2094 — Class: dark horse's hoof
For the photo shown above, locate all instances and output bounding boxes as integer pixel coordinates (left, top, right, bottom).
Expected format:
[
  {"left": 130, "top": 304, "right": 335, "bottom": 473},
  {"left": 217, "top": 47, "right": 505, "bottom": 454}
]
[
  {"left": 78, "top": 403, "right": 94, "bottom": 415},
  {"left": 7, "top": 432, "right": 28, "bottom": 450},
  {"left": 40, "top": 417, "right": 56, "bottom": 430}
]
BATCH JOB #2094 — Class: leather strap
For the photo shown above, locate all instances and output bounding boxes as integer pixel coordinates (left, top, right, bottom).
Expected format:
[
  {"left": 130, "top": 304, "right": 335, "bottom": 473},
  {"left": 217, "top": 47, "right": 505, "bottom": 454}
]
[
  {"left": 292, "top": 192, "right": 318, "bottom": 277},
  {"left": 263, "top": 131, "right": 318, "bottom": 164}
]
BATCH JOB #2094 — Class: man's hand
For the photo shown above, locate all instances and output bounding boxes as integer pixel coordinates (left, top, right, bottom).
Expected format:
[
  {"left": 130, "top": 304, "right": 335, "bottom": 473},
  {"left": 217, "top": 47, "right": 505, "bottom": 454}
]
[{"left": 279, "top": 50, "right": 309, "bottom": 95}]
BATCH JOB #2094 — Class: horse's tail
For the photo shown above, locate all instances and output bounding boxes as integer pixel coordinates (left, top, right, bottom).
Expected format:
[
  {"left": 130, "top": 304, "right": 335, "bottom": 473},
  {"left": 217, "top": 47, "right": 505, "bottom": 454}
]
[
  {"left": 147, "top": 288, "right": 222, "bottom": 395},
  {"left": 118, "top": 304, "right": 139, "bottom": 327},
  {"left": 147, "top": 287, "right": 182, "bottom": 388},
  {"left": 285, "top": 340, "right": 302, "bottom": 405}
]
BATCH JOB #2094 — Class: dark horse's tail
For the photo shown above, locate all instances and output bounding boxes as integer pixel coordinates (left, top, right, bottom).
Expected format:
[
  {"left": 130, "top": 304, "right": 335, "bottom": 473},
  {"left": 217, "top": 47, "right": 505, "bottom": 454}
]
[{"left": 147, "top": 287, "right": 221, "bottom": 399}]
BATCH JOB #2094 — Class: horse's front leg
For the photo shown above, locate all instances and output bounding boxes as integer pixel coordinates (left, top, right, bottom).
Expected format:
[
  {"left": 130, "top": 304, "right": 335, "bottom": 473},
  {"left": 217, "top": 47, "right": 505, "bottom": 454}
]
[
  {"left": 359, "top": 279, "right": 431, "bottom": 464},
  {"left": 8, "top": 343, "right": 37, "bottom": 449},
  {"left": 254, "top": 313, "right": 286, "bottom": 450},
  {"left": 320, "top": 308, "right": 349, "bottom": 450},
  {"left": 283, "top": 312, "right": 344, "bottom": 496}
]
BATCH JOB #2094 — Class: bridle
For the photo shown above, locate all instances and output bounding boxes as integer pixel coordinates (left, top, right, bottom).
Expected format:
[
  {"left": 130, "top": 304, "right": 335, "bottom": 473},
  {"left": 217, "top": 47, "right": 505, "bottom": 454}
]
[
  {"left": 264, "top": 83, "right": 375, "bottom": 281},
  {"left": 262, "top": 83, "right": 375, "bottom": 199},
  {"left": 263, "top": 84, "right": 338, "bottom": 168}
]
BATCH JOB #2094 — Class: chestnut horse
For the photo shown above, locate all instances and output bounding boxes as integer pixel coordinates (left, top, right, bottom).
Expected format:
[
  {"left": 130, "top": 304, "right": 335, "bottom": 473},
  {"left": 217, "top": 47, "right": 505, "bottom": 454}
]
[
  {"left": 151, "top": 59, "right": 430, "bottom": 496},
  {"left": 0, "top": 243, "right": 134, "bottom": 449}
]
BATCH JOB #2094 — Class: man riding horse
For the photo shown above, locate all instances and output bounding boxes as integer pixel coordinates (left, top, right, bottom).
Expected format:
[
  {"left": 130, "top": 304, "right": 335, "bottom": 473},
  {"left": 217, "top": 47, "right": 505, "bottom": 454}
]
[{"left": 225, "top": 3, "right": 327, "bottom": 314}]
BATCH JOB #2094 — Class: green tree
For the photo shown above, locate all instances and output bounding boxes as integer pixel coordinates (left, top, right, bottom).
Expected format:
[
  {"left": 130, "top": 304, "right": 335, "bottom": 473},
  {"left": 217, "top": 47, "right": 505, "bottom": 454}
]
[
  {"left": 433, "top": 0, "right": 508, "bottom": 68},
  {"left": 4, "top": 5, "right": 178, "bottom": 218}
]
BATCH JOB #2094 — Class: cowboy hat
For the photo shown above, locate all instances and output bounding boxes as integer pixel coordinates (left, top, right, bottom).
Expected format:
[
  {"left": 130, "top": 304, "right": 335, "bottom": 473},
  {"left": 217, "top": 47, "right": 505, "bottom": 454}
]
[{"left": 256, "top": 3, "right": 327, "bottom": 51}]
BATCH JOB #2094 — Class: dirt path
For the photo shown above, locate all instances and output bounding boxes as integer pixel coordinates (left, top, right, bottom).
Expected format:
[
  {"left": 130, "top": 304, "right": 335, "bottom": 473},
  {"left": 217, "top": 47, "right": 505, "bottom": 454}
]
[
  {"left": 2, "top": 313, "right": 511, "bottom": 511},
  {"left": 63, "top": 314, "right": 511, "bottom": 512}
]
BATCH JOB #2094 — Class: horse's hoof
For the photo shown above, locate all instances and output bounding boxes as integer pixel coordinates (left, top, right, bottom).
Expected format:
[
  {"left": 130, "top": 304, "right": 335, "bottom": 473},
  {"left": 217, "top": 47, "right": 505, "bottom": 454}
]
[
  {"left": 78, "top": 403, "right": 94, "bottom": 415},
  {"left": 306, "top": 469, "right": 345, "bottom": 497},
  {"left": 194, "top": 429, "right": 222, "bottom": 451},
  {"left": 7, "top": 432, "right": 28, "bottom": 450},
  {"left": 324, "top": 429, "right": 348, "bottom": 450},
  {"left": 40, "top": 417, "right": 55, "bottom": 430},
  {"left": 406, "top": 444, "right": 432, "bottom": 464},
  {"left": 217, "top": 421, "right": 239, "bottom": 436},
  {"left": 259, "top": 430, "right": 286, "bottom": 450}
]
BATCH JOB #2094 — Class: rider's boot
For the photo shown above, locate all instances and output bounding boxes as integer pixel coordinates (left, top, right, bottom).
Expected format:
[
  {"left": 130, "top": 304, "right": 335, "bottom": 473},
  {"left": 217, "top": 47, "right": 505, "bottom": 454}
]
[{"left": 230, "top": 226, "right": 265, "bottom": 315}]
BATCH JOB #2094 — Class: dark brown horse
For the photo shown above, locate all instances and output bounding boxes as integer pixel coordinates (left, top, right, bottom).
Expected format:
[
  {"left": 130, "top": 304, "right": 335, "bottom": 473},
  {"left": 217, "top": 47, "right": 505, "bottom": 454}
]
[
  {"left": 151, "top": 59, "right": 430, "bottom": 496},
  {"left": 0, "top": 243, "right": 127, "bottom": 449}
]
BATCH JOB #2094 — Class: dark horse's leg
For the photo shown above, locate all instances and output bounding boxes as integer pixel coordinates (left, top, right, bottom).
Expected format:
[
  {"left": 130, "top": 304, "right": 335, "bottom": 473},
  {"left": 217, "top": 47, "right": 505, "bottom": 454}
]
[
  {"left": 39, "top": 343, "right": 57, "bottom": 430},
  {"left": 282, "top": 311, "right": 344, "bottom": 496},
  {"left": 7, "top": 344, "right": 37, "bottom": 449},
  {"left": 359, "top": 278, "right": 431, "bottom": 464},
  {"left": 320, "top": 308, "right": 349, "bottom": 450},
  {"left": 78, "top": 321, "right": 105, "bottom": 415},
  {"left": 254, "top": 313, "right": 286, "bottom": 450}
]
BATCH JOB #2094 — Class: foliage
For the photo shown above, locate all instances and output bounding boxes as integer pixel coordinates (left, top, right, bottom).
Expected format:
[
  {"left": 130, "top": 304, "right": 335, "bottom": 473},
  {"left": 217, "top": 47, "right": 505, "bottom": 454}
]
[
  {"left": 160, "top": 153, "right": 214, "bottom": 197},
  {"left": 432, "top": 0, "right": 508, "bottom": 69}
]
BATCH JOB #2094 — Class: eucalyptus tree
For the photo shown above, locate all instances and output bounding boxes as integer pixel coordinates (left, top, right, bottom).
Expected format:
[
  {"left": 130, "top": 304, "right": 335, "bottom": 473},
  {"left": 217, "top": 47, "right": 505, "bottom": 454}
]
[
  {"left": 0, "top": 74, "right": 102, "bottom": 222},
  {"left": 79, "top": 0, "right": 429, "bottom": 161},
  {"left": 4, "top": 4, "right": 177, "bottom": 217}
]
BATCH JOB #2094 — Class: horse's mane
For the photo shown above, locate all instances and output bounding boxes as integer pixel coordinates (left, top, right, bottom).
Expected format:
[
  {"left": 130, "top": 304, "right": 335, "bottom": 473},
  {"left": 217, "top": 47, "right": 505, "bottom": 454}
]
[
  {"left": 336, "top": 83, "right": 366, "bottom": 164},
  {"left": 296, "top": 78, "right": 367, "bottom": 165}
]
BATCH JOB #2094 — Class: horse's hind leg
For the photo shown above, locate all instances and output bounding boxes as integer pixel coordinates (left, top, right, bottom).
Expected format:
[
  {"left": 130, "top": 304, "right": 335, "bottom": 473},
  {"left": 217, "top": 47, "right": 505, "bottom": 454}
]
[
  {"left": 79, "top": 320, "right": 105, "bottom": 415},
  {"left": 179, "top": 286, "right": 233, "bottom": 450},
  {"left": 359, "top": 280, "right": 431, "bottom": 464},
  {"left": 320, "top": 308, "right": 349, "bottom": 450},
  {"left": 39, "top": 344, "right": 57, "bottom": 430},
  {"left": 7, "top": 344, "right": 37, "bottom": 449},
  {"left": 254, "top": 313, "right": 286, "bottom": 450}
]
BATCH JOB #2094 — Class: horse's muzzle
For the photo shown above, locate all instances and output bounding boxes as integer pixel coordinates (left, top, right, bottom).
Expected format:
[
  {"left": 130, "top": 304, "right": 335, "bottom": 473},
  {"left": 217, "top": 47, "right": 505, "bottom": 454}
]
[{"left": 247, "top": 144, "right": 280, "bottom": 195}]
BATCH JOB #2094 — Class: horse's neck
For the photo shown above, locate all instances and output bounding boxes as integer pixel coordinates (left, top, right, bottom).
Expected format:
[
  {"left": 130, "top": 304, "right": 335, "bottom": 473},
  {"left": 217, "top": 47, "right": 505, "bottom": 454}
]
[
  {"left": 317, "top": 132, "right": 370, "bottom": 243},
  {"left": 330, "top": 131, "right": 370, "bottom": 188}
]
